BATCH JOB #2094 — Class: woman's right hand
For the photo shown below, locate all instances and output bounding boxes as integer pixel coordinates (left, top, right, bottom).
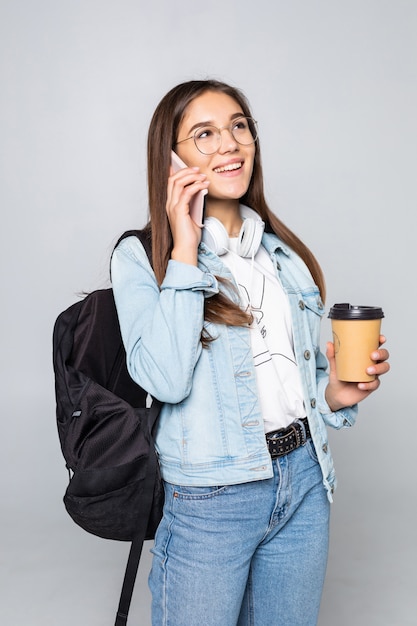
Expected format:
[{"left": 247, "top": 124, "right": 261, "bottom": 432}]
[{"left": 166, "top": 165, "right": 209, "bottom": 266}]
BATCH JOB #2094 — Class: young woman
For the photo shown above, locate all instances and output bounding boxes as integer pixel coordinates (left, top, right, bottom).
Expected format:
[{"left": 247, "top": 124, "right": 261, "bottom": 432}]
[{"left": 111, "top": 80, "right": 390, "bottom": 626}]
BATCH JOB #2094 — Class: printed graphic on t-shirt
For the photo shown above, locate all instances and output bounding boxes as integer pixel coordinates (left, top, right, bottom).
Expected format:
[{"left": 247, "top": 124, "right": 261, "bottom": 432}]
[{"left": 238, "top": 277, "right": 297, "bottom": 369}]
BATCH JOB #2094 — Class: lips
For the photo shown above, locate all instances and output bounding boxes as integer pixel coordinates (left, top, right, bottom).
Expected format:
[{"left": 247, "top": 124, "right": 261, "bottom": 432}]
[{"left": 213, "top": 161, "right": 243, "bottom": 174}]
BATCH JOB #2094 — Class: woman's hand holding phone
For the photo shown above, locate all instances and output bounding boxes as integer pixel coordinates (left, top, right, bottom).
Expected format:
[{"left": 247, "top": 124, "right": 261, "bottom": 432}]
[
  {"left": 167, "top": 151, "right": 209, "bottom": 265},
  {"left": 170, "top": 151, "right": 207, "bottom": 227}
]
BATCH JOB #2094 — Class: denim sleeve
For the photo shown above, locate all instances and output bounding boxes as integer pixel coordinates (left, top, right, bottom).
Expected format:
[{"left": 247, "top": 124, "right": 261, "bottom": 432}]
[
  {"left": 315, "top": 347, "right": 358, "bottom": 429},
  {"left": 111, "top": 236, "right": 218, "bottom": 403}
]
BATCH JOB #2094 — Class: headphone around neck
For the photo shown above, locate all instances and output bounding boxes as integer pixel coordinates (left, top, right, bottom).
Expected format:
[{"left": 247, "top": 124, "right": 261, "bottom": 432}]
[{"left": 201, "top": 206, "right": 265, "bottom": 258}]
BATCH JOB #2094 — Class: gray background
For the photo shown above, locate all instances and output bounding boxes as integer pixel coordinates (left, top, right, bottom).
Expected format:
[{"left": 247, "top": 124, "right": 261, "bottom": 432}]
[{"left": 1, "top": 1, "right": 415, "bottom": 624}]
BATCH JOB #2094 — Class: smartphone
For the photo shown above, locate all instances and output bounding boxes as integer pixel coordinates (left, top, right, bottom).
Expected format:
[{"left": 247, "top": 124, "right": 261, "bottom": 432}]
[{"left": 171, "top": 150, "right": 207, "bottom": 227}]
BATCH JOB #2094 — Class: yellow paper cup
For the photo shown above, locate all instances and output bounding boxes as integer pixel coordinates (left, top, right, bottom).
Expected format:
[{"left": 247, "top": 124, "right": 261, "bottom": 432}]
[{"left": 328, "top": 304, "right": 384, "bottom": 382}]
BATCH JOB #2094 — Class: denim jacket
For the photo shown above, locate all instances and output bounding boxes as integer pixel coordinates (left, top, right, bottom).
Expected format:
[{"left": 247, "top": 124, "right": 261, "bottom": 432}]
[{"left": 111, "top": 230, "right": 358, "bottom": 501}]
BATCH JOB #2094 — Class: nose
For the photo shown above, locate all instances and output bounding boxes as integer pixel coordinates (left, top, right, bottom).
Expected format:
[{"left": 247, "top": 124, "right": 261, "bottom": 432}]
[{"left": 218, "top": 128, "right": 239, "bottom": 153}]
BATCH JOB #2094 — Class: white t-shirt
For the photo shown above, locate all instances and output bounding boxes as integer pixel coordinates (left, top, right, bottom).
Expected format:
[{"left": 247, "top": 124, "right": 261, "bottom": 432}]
[{"left": 222, "top": 239, "right": 306, "bottom": 433}]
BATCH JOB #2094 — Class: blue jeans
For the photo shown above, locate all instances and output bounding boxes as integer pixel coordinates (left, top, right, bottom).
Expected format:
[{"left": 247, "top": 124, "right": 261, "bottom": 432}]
[{"left": 149, "top": 441, "right": 330, "bottom": 626}]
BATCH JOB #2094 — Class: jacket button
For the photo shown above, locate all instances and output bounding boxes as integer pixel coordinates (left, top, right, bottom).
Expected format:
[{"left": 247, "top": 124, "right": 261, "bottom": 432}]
[
  {"left": 276, "top": 261, "right": 281, "bottom": 271},
  {"left": 310, "top": 398, "right": 316, "bottom": 408},
  {"left": 298, "top": 300, "right": 305, "bottom": 310},
  {"left": 304, "top": 350, "right": 311, "bottom": 360},
  {"left": 322, "top": 444, "right": 328, "bottom": 453}
]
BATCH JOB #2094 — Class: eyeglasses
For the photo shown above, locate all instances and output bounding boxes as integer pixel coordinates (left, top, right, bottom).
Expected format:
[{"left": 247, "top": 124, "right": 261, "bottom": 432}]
[{"left": 175, "top": 116, "right": 258, "bottom": 155}]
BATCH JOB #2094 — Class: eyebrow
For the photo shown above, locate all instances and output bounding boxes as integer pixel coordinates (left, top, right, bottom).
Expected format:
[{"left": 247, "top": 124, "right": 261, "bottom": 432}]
[{"left": 187, "top": 112, "right": 245, "bottom": 135}]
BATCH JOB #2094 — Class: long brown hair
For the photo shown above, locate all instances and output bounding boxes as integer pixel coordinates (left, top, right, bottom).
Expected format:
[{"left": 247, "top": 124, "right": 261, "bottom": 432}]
[{"left": 146, "top": 80, "right": 325, "bottom": 334}]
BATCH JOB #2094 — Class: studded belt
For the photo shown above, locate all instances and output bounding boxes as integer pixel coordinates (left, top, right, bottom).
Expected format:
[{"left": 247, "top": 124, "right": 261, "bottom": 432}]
[{"left": 265, "top": 418, "right": 311, "bottom": 458}]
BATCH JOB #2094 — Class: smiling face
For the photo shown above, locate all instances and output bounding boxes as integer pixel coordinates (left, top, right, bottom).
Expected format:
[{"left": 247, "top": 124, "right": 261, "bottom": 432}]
[{"left": 175, "top": 91, "right": 256, "bottom": 218}]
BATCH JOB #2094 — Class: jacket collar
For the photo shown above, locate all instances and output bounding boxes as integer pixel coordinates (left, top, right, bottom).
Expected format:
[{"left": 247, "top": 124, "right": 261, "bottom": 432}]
[{"left": 261, "top": 231, "right": 291, "bottom": 257}]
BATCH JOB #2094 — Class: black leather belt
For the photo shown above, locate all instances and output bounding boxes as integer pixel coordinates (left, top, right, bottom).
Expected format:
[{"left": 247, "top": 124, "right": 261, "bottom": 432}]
[{"left": 266, "top": 418, "right": 311, "bottom": 458}]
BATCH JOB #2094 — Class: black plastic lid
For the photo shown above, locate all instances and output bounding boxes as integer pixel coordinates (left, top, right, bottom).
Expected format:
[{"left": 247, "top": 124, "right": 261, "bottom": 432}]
[{"left": 328, "top": 303, "right": 384, "bottom": 320}]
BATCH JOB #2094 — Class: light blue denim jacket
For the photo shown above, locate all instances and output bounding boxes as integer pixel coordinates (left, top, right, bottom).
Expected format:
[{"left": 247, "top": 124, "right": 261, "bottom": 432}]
[{"left": 111, "top": 230, "right": 358, "bottom": 501}]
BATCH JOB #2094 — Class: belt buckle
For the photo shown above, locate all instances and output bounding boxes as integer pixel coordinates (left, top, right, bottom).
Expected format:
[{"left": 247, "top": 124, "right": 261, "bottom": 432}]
[{"left": 291, "top": 421, "right": 305, "bottom": 448}]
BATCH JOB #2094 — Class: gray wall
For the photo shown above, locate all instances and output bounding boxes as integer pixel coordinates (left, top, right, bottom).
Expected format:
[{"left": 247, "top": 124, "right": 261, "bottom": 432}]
[{"left": 1, "top": 1, "right": 415, "bottom": 624}]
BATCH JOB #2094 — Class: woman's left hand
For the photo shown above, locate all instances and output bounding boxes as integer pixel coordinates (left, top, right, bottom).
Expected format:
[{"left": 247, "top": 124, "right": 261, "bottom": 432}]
[{"left": 324, "top": 335, "right": 390, "bottom": 412}]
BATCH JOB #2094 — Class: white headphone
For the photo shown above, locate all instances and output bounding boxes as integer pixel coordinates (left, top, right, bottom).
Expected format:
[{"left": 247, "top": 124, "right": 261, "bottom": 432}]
[{"left": 202, "top": 206, "right": 265, "bottom": 257}]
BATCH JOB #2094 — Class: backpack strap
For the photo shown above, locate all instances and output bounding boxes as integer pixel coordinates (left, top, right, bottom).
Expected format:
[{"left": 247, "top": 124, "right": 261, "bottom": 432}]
[
  {"left": 115, "top": 401, "right": 161, "bottom": 626},
  {"left": 114, "top": 226, "right": 152, "bottom": 263},
  {"left": 107, "top": 227, "right": 153, "bottom": 405}
]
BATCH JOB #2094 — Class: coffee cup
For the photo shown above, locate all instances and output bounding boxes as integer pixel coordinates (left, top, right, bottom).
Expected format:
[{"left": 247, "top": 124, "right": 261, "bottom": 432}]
[{"left": 328, "top": 303, "right": 384, "bottom": 382}]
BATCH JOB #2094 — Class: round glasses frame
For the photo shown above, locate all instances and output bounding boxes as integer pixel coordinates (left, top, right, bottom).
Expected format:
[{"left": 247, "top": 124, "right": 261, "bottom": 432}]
[{"left": 175, "top": 116, "right": 258, "bottom": 155}]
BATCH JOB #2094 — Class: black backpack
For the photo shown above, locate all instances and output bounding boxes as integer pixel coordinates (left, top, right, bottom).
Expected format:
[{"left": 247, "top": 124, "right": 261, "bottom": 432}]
[{"left": 52, "top": 229, "right": 163, "bottom": 625}]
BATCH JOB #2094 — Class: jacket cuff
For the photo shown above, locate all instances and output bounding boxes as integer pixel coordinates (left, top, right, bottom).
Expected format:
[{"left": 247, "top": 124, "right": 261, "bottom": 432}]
[
  {"left": 161, "top": 260, "right": 219, "bottom": 295},
  {"left": 317, "top": 378, "right": 358, "bottom": 429}
]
